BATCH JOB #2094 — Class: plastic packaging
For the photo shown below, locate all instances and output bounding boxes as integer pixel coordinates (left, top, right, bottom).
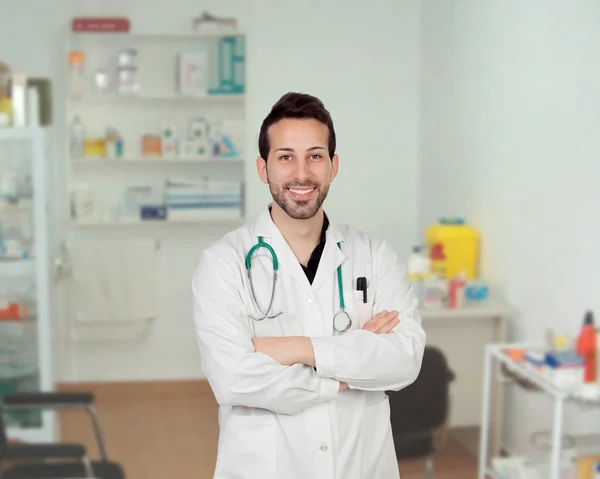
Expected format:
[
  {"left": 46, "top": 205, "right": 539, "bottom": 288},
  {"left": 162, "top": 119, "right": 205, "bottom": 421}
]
[
  {"left": 69, "top": 116, "right": 85, "bottom": 158},
  {"left": 407, "top": 245, "right": 431, "bottom": 304},
  {"left": 68, "top": 51, "right": 85, "bottom": 96},
  {"left": 425, "top": 217, "right": 479, "bottom": 280}
]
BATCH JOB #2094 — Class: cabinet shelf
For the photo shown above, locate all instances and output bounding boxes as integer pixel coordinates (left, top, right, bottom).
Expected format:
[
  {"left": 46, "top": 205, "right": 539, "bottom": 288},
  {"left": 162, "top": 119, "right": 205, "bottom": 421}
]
[
  {"left": 68, "top": 93, "right": 245, "bottom": 105},
  {"left": 71, "top": 218, "right": 244, "bottom": 228},
  {"left": 71, "top": 157, "right": 243, "bottom": 166},
  {"left": 70, "top": 30, "right": 245, "bottom": 40}
]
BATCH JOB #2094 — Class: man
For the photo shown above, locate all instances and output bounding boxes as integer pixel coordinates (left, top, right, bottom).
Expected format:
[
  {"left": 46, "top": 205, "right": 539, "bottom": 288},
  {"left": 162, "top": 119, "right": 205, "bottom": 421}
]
[{"left": 192, "top": 92, "right": 426, "bottom": 479}]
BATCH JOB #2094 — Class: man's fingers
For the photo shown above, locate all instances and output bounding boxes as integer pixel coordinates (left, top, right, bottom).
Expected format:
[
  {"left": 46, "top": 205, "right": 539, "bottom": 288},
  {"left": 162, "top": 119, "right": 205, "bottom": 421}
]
[
  {"left": 362, "top": 310, "right": 398, "bottom": 333},
  {"left": 375, "top": 317, "right": 400, "bottom": 334}
]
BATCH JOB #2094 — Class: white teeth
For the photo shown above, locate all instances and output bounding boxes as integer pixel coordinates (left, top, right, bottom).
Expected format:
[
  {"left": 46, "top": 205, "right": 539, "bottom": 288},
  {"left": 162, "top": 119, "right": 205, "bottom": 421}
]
[{"left": 289, "top": 188, "right": 314, "bottom": 195}]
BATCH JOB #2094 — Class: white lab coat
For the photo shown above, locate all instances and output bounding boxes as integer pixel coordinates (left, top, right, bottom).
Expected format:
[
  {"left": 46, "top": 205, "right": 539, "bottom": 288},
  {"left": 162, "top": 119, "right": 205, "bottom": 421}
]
[{"left": 192, "top": 207, "right": 426, "bottom": 479}]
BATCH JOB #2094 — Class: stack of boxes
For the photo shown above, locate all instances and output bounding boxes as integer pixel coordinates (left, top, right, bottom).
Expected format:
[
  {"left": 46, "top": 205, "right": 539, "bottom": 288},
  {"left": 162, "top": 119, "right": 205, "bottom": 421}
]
[
  {"left": 165, "top": 177, "right": 243, "bottom": 221},
  {"left": 151, "top": 118, "right": 212, "bottom": 160},
  {"left": 181, "top": 118, "right": 211, "bottom": 159}
]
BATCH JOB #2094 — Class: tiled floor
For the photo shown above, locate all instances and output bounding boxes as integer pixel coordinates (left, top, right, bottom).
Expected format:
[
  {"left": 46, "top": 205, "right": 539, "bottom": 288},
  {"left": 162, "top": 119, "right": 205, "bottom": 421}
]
[{"left": 56, "top": 380, "right": 478, "bottom": 478}]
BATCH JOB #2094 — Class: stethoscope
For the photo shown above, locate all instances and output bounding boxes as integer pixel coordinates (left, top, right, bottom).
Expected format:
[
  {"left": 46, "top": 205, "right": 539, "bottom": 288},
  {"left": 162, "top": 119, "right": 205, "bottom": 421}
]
[{"left": 245, "top": 237, "right": 352, "bottom": 334}]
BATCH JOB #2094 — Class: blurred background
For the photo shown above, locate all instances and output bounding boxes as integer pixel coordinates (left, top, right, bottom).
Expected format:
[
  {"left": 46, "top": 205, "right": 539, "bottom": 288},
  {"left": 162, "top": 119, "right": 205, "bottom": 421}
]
[{"left": 0, "top": 1, "right": 599, "bottom": 478}]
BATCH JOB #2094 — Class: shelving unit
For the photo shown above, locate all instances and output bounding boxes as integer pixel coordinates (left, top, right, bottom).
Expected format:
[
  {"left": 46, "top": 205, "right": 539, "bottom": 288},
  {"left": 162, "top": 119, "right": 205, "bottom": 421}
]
[
  {"left": 63, "top": 28, "right": 247, "bottom": 227},
  {"left": 478, "top": 341, "right": 600, "bottom": 479},
  {"left": 0, "top": 127, "right": 54, "bottom": 442}
]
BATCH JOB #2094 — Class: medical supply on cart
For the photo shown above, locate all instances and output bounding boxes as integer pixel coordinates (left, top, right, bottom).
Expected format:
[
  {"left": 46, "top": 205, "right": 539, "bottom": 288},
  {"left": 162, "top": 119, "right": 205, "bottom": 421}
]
[
  {"left": 577, "top": 311, "right": 597, "bottom": 384},
  {"left": 425, "top": 217, "right": 479, "bottom": 279}
]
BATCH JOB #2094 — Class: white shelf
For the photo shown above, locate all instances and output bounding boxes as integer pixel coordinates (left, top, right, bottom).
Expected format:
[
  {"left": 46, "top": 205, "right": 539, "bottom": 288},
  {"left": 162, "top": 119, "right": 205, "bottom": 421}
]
[
  {"left": 492, "top": 342, "right": 600, "bottom": 403},
  {"left": 71, "top": 157, "right": 243, "bottom": 166},
  {"left": 69, "top": 30, "right": 244, "bottom": 40},
  {"left": 70, "top": 218, "right": 244, "bottom": 228},
  {"left": 68, "top": 93, "right": 244, "bottom": 104}
]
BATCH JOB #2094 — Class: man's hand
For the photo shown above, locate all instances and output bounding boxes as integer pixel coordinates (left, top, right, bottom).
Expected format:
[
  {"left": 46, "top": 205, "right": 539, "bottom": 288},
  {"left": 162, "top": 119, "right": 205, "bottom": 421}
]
[
  {"left": 361, "top": 310, "right": 399, "bottom": 334},
  {"left": 252, "top": 336, "right": 315, "bottom": 367}
]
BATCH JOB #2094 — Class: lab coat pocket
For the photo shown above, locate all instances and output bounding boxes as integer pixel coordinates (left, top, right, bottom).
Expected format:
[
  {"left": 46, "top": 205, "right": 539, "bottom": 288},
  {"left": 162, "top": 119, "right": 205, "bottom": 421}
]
[
  {"left": 217, "top": 414, "right": 276, "bottom": 478},
  {"left": 361, "top": 395, "right": 399, "bottom": 478},
  {"left": 353, "top": 290, "right": 373, "bottom": 329}
]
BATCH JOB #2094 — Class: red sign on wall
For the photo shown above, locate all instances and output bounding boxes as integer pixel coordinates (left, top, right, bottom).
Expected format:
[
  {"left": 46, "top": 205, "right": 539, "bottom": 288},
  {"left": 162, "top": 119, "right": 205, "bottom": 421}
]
[{"left": 71, "top": 17, "right": 131, "bottom": 32}]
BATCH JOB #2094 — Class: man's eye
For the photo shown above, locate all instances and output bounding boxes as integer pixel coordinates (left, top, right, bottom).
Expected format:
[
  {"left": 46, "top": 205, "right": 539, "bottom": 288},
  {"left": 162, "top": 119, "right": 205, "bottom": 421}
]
[
  {"left": 280, "top": 155, "right": 291, "bottom": 160},
  {"left": 311, "top": 154, "right": 322, "bottom": 159}
]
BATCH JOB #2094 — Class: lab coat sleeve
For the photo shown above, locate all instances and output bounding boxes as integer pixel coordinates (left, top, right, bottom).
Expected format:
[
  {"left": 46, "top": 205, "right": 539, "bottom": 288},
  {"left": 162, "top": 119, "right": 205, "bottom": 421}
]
[
  {"left": 192, "top": 249, "right": 340, "bottom": 415},
  {"left": 310, "top": 240, "right": 426, "bottom": 392}
]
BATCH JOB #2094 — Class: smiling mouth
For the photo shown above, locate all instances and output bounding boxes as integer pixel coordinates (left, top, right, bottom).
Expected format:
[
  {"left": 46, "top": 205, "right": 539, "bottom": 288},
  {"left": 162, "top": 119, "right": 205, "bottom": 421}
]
[{"left": 287, "top": 187, "right": 316, "bottom": 200}]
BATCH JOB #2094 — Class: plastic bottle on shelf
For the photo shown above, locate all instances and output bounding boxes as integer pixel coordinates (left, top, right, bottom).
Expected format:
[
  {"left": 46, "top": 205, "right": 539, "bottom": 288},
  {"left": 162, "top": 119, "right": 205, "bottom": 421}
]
[
  {"left": 69, "top": 115, "right": 85, "bottom": 159},
  {"left": 576, "top": 310, "right": 597, "bottom": 383},
  {"left": 407, "top": 245, "right": 431, "bottom": 304},
  {"left": 68, "top": 51, "right": 85, "bottom": 97}
]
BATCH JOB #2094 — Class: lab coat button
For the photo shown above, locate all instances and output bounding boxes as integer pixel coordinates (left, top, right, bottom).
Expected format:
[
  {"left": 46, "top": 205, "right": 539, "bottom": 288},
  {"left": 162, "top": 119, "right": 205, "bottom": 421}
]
[
  {"left": 307, "top": 297, "right": 313, "bottom": 303},
  {"left": 320, "top": 444, "right": 328, "bottom": 452}
]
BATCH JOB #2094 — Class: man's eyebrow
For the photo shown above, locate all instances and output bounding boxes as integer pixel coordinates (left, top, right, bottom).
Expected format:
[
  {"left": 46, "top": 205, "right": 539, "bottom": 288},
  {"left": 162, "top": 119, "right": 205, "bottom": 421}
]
[{"left": 274, "top": 146, "right": 326, "bottom": 153}]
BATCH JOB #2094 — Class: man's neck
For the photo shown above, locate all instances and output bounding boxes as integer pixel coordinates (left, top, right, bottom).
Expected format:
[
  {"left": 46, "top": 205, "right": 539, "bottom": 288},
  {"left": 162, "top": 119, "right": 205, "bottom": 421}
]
[{"left": 270, "top": 203, "right": 325, "bottom": 266}]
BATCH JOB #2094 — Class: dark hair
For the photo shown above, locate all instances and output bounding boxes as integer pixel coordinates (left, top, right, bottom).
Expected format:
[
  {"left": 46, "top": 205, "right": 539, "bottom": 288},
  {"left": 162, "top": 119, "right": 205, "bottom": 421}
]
[{"left": 258, "top": 92, "right": 336, "bottom": 160}]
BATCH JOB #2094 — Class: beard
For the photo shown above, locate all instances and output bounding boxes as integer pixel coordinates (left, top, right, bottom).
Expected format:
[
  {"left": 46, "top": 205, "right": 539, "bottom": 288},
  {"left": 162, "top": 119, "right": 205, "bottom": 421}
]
[{"left": 268, "top": 178, "right": 330, "bottom": 220}]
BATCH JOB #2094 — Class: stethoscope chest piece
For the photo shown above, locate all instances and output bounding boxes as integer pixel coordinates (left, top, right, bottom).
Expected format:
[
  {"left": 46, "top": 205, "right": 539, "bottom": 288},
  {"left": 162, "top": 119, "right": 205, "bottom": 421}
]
[{"left": 333, "top": 309, "right": 352, "bottom": 334}]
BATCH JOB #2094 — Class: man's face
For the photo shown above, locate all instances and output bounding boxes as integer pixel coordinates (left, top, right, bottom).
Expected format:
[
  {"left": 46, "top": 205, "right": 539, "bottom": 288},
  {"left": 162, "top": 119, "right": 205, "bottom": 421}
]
[{"left": 256, "top": 118, "right": 339, "bottom": 220}]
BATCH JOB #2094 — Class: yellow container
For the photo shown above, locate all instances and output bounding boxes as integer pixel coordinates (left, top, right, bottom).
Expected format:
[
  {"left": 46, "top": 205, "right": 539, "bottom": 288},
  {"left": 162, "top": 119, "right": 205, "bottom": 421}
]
[
  {"left": 83, "top": 138, "right": 107, "bottom": 157},
  {"left": 425, "top": 218, "right": 479, "bottom": 280}
]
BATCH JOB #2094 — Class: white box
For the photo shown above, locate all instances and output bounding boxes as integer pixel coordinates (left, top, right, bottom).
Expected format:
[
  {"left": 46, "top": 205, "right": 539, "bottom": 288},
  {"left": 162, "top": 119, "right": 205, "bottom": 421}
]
[
  {"left": 177, "top": 52, "right": 208, "bottom": 96},
  {"left": 161, "top": 138, "right": 178, "bottom": 158},
  {"left": 181, "top": 139, "right": 210, "bottom": 159},
  {"left": 161, "top": 123, "right": 177, "bottom": 141},
  {"left": 189, "top": 117, "right": 208, "bottom": 140}
]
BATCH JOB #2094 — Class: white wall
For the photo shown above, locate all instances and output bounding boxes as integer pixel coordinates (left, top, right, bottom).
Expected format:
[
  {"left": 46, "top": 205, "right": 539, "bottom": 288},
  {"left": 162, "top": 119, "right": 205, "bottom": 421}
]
[
  {"left": 420, "top": 0, "right": 600, "bottom": 455},
  {"left": 0, "top": 0, "right": 421, "bottom": 382}
]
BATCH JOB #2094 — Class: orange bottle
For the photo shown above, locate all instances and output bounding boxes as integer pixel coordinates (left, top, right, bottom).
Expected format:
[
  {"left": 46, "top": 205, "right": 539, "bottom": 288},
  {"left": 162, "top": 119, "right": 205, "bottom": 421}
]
[{"left": 576, "top": 311, "right": 597, "bottom": 383}]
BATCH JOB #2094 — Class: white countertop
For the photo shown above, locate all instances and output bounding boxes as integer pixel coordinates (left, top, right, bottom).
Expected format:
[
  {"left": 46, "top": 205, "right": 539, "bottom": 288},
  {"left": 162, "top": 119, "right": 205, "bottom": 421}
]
[{"left": 420, "top": 301, "right": 515, "bottom": 320}]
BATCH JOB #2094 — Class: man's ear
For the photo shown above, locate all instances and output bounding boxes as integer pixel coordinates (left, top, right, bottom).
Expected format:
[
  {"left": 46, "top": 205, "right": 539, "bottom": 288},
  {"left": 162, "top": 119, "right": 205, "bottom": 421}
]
[
  {"left": 256, "top": 156, "right": 268, "bottom": 184},
  {"left": 330, "top": 154, "right": 340, "bottom": 182}
]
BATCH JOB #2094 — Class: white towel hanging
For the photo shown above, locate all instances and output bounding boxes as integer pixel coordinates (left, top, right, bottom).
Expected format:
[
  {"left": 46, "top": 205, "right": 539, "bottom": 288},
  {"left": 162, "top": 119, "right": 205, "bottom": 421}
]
[{"left": 66, "top": 239, "right": 158, "bottom": 339}]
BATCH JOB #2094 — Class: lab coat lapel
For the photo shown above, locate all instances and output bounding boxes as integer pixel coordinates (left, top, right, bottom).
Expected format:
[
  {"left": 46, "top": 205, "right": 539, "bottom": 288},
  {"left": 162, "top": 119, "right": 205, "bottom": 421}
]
[
  {"left": 311, "top": 222, "right": 346, "bottom": 293},
  {"left": 250, "top": 208, "right": 315, "bottom": 300}
]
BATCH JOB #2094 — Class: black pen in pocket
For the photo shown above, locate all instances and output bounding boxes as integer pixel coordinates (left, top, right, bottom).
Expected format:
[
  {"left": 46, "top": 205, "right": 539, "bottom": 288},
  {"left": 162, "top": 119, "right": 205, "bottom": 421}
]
[{"left": 356, "top": 277, "right": 367, "bottom": 303}]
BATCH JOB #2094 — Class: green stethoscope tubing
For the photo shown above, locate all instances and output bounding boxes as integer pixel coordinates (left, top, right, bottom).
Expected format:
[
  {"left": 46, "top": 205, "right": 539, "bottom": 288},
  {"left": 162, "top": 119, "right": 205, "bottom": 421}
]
[{"left": 245, "top": 238, "right": 352, "bottom": 333}]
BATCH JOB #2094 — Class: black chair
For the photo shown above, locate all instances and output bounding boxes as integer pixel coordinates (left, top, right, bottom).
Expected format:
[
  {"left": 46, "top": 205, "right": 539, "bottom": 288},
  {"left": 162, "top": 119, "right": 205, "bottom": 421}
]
[
  {"left": 387, "top": 346, "right": 455, "bottom": 479},
  {"left": 0, "top": 392, "right": 125, "bottom": 479}
]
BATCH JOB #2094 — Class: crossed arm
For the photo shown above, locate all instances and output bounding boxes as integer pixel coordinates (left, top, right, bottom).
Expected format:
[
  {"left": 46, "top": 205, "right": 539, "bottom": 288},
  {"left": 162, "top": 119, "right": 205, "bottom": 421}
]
[
  {"left": 192, "top": 241, "right": 426, "bottom": 415},
  {"left": 252, "top": 310, "right": 401, "bottom": 390}
]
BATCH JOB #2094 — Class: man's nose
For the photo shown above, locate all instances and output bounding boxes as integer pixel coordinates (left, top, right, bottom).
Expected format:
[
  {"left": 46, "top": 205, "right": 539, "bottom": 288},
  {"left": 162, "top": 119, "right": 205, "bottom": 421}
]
[{"left": 294, "top": 158, "right": 311, "bottom": 180}]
